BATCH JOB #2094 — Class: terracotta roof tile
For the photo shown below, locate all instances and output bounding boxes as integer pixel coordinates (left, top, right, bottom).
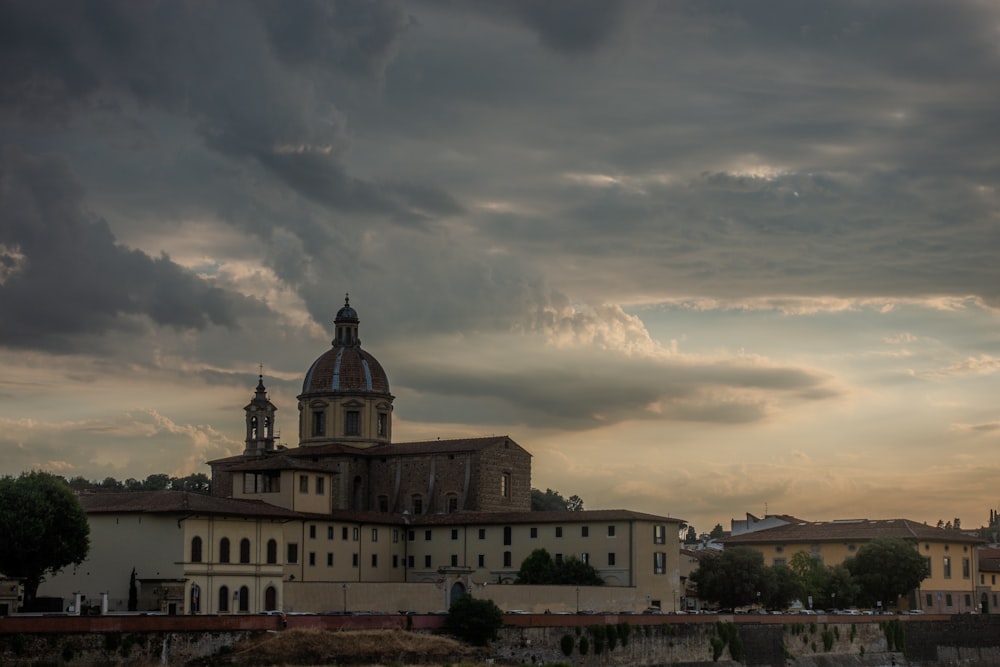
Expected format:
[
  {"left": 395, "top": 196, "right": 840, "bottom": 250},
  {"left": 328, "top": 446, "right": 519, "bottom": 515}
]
[
  {"left": 723, "top": 518, "right": 984, "bottom": 545},
  {"left": 78, "top": 491, "right": 300, "bottom": 519}
]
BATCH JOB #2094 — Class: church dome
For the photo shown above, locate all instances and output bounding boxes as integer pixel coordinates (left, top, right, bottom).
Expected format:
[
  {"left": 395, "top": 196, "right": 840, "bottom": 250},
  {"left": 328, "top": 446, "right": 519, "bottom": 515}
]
[{"left": 300, "top": 295, "right": 391, "bottom": 396}]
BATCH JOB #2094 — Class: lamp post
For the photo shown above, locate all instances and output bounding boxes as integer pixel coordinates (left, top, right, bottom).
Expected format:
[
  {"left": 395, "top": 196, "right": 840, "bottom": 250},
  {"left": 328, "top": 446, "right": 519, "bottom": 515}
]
[
  {"left": 575, "top": 587, "right": 580, "bottom": 614},
  {"left": 673, "top": 589, "right": 677, "bottom": 613},
  {"left": 756, "top": 591, "right": 761, "bottom": 611},
  {"left": 342, "top": 583, "right": 349, "bottom": 613}
]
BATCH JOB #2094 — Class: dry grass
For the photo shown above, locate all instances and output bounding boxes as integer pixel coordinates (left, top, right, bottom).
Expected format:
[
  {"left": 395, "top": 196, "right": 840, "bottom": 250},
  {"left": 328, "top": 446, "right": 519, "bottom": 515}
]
[{"left": 220, "top": 628, "right": 480, "bottom": 666}]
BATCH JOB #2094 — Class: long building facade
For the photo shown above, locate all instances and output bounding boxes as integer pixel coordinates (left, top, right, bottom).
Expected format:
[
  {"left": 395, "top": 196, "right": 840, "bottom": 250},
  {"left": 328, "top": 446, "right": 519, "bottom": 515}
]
[{"left": 41, "top": 297, "right": 685, "bottom": 614}]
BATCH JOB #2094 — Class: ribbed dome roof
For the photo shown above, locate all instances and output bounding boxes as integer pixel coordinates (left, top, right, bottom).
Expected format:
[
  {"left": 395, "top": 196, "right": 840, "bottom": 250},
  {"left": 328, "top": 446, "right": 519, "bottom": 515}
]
[
  {"left": 300, "top": 295, "right": 391, "bottom": 396},
  {"left": 302, "top": 346, "right": 390, "bottom": 395}
]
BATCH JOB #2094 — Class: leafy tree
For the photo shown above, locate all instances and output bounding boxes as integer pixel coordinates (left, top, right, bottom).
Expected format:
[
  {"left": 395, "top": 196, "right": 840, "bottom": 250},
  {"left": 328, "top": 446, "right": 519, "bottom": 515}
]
[
  {"left": 823, "top": 564, "right": 860, "bottom": 609},
  {"left": 516, "top": 548, "right": 555, "bottom": 584},
  {"left": 760, "top": 563, "right": 802, "bottom": 610},
  {"left": 844, "top": 538, "right": 929, "bottom": 609},
  {"left": 709, "top": 523, "right": 725, "bottom": 540},
  {"left": 0, "top": 472, "right": 90, "bottom": 607},
  {"left": 128, "top": 567, "right": 138, "bottom": 611},
  {"left": 554, "top": 556, "right": 604, "bottom": 586},
  {"left": 142, "top": 474, "right": 171, "bottom": 491},
  {"left": 531, "top": 488, "right": 582, "bottom": 511},
  {"left": 691, "top": 547, "right": 766, "bottom": 609},
  {"left": 684, "top": 525, "right": 698, "bottom": 543},
  {"left": 789, "top": 551, "right": 827, "bottom": 606},
  {"left": 446, "top": 594, "right": 503, "bottom": 646},
  {"left": 172, "top": 473, "right": 211, "bottom": 493},
  {"left": 516, "top": 549, "right": 604, "bottom": 585}
]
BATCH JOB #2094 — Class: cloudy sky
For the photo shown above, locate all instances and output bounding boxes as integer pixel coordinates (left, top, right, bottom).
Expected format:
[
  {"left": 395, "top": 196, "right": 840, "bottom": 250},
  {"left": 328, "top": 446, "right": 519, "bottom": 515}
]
[{"left": 2, "top": 0, "right": 999, "bottom": 534}]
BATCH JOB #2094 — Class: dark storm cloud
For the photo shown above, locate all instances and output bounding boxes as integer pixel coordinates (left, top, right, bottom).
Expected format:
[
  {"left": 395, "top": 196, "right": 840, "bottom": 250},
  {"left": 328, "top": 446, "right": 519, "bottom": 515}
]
[
  {"left": 393, "top": 353, "right": 833, "bottom": 429},
  {"left": 0, "top": 0, "right": 458, "bottom": 221},
  {"left": 0, "top": 146, "right": 260, "bottom": 352}
]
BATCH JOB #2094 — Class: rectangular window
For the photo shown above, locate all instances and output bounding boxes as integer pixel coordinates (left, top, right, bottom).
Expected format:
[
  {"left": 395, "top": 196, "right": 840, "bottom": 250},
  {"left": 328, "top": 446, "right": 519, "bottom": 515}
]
[
  {"left": 312, "top": 410, "right": 325, "bottom": 436},
  {"left": 945, "top": 593, "right": 953, "bottom": 606},
  {"left": 377, "top": 412, "right": 388, "bottom": 436},
  {"left": 608, "top": 552, "right": 616, "bottom": 566},
  {"left": 424, "top": 555, "right": 432, "bottom": 568},
  {"left": 964, "top": 593, "right": 971, "bottom": 607},
  {"left": 581, "top": 526, "right": 589, "bottom": 538},
  {"left": 478, "top": 528, "right": 487, "bottom": 540},
  {"left": 413, "top": 496, "right": 423, "bottom": 515},
  {"left": 393, "top": 555, "right": 399, "bottom": 568},
  {"left": 393, "top": 529, "right": 399, "bottom": 544},
  {"left": 994, "top": 575, "right": 997, "bottom": 585},
  {"left": 555, "top": 526, "right": 563, "bottom": 538},
  {"left": 653, "top": 525, "right": 665, "bottom": 544},
  {"left": 345, "top": 409, "right": 360, "bottom": 435},
  {"left": 962, "top": 557, "right": 970, "bottom": 579},
  {"left": 926, "top": 593, "right": 933, "bottom": 607},
  {"left": 309, "top": 525, "right": 316, "bottom": 539},
  {"left": 504, "top": 551, "right": 512, "bottom": 567},
  {"left": 555, "top": 553, "right": 563, "bottom": 565},
  {"left": 451, "top": 529, "right": 459, "bottom": 540},
  {"left": 774, "top": 557, "right": 787, "bottom": 566},
  {"left": 353, "top": 527, "right": 360, "bottom": 542},
  {"left": 343, "top": 527, "right": 349, "bottom": 540},
  {"left": 407, "top": 555, "right": 414, "bottom": 568},
  {"left": 299, "top": 475, "right": 309, "bottom": 493},
  {"left": 408, "top": 530, "right": 415, "bottom": 541},
  {"left": 608, "top": 525, "right": 616, "bottom": 537},
  {"left": 352, "top": 553, "right": 359, "bottom": 568},
  {"left": 451, "top": 554, "right": 458, "bottom": 567},
  {"left": 654, "top": 552, "right": 666, "bottom": 575},
  {"left": 530, "top": 527, "right": 538, "bottom": 539},
  {"left": 371, "top": 528, "right": 378, "bottom": 542},
  {"left": 378, "top": 496, "right": 389, "bottom": 512},
  {"left": 327, "top": 526, "right": 334, "bottom": 540},
  {"left": 371, "top": 554, "right": 378, "bottom": 568},
  {"left": 501, "top": 472, "right": 511, "bottom": 498},
  {"left": 316, "top": 476, "right": 325, "bottom": 495},
  {"left": 503, "top": 526, "right": 512, "bottom": 546},
  {"left": 478, "top": 554, "right": 485, "bottom": 567},
  {"left": 448, "top": 496, "right": 458, "bottom": 513},
  {"left": 287, "top": 543, "right": 299, "bottom": 564},
  {"left": 308, "top": 552, "right": 316, "bottom": 566},
  {"left": 425, "top": 529, "right": 432, "bottom": 541},
  {"left": 581, "top": 552, "right": 589, "bottom": 564},
  {"left": 925, "top": 557, "right": 932, "bottom": 577},
  {"left": 943, "top": 556, "right": 952, "bottom": 579},
  {"left": 327, "top": 553, "right": 333, "bottom": 567}
]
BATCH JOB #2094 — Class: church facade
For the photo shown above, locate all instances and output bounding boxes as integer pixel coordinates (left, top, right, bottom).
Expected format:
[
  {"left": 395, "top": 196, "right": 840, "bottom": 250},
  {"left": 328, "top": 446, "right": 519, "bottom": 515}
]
[{"left": 41, "top": 298, "right": 684, "bottom": 615}]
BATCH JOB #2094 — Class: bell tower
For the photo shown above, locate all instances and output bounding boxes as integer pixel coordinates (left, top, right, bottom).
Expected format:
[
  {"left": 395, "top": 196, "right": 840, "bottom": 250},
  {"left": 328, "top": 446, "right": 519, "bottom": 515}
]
[{"left": 244, "top": 372, "right": 278, "bottom": 455}]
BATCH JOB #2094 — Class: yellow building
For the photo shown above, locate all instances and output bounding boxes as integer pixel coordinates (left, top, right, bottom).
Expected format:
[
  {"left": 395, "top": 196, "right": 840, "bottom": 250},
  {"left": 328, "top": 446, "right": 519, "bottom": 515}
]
[
  {"left": 723, "top": 518, "right": 985, "bottom": 613},
  {"left": 977, "top": 547, "right": 1000, "bottom": 614},
  {"left": 40, "top": 297, "right": 685, "bottom": 615}
]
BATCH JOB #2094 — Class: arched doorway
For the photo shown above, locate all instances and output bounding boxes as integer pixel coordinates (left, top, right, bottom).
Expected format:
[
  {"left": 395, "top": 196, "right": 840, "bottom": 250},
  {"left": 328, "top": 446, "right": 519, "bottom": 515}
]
[
  {"left": 449, "top": 581, "right": 466, "bottom": 606},
  {"left": 265, "top": 586, "right": 278, "bottom": 611}
]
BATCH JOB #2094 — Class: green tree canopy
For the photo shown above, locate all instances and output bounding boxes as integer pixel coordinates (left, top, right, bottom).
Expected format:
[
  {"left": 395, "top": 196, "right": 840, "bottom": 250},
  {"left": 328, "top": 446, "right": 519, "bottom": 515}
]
[
  {"left": 844, "top": 538, "right": 929, "bottom": 608},
  {"left": 531, "top": 488, "right": 584, "bottom": 511},
  {"left": 691, "top": 547, "right": 766, "bottom": 609},
  {"left": 709, "top": 523, "right": 725, "bottom": 540},
  {"left": 0, "top": 472, "right": 90, "bottom": 607},
  {"left": 446, "top": 594, "right": 503, "bottom": 646},
  {"left": 684, "top": 525, "right": 698, "bottom": 543},
  {"left": 760, "top": 563, "right": 803, "bottom": 610},
  {"left": 516, "top": 548, "right": 604, "bottom": 586}
]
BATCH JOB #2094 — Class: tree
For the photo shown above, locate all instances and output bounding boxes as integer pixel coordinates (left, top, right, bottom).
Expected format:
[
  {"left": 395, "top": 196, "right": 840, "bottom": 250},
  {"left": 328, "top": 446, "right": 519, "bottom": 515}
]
[
  {"left": 709, "top": 523, "right": 725, "bottom": 540},
  {"left": 844, "top": 538, "right": 929, "bottom": 609},
  {"left": 789, "top": 551, "right": 827, "bottom": 606},
  {"left": 516, "top": 549, "right": 604, "bottom": 586},
  {"left": 0, "top": 472, "right": 90, "bottom": 608},
  {"left": 531, "top": 488, "right": 583, "bottom": 511},
  {"left": 691, "top": 547, "right": 766, "bottom": 609},
  {"left": 446, "top": 594, "right": 503, "bottom": 646},
  {"left": 128, "top": 567, "right": 138, "bottom": 611},
  {"left": 684, "top": 525, "right": 697, "bottom": 543},
  {"left": 760, "top": 563, "right": 803, "bottom": 610},
  {"left": 516, "top": 548, "right": 555, "bottom": 584}
]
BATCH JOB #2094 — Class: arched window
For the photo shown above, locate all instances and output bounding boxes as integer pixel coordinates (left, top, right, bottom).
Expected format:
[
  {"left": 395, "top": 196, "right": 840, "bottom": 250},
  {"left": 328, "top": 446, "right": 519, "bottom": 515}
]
[
  {"left": 263, "top": 416, "right": 271, "bottom": 438},
  {"left": 190, "top": 536, "right": 203, "bottom": 563},
  {"left": 266, "top": 539, "right": 278, "bottom": 564},
  {"left": 219, "top": 537, "right": 231, "bottom": 563},
  {"left": 240, "top": 538, "right": 251, "bottom": 563},
  {"left": 250, "top": 416, "right": 258, "bottom": 439},
  {"left": 218, "top": 586, "right": 229, "bottom": 612},
  {"left": 190, "top": 583, "right": 201, "bottom": 613},
  {"left": 238, "top": 586, "right": 250, "bottom": 612},
  {"left": 264, "top": 586, "right": 277, "bottom": 611}
]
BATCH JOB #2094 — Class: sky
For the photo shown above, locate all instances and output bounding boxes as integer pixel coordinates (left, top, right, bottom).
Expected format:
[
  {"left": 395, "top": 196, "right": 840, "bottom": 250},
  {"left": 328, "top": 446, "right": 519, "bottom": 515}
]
[{"left": 2, "top": 0, "right": 999, "bottom": 535}]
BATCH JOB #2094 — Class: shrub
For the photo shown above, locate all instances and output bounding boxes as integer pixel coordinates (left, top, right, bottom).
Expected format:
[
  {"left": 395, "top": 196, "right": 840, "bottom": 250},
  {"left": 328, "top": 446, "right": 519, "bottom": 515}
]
[
  {"left": 710, "top": 637, "right": 725, "bottom": 661},
  {"left": 618, "top": 622, "right": 631, "bottom": 647},
  {"left": 578, "top": 636, "right": 589, "bottom": 655},
  {"left": 822, "top": 630, "right": 834, "bottom": 652},
  {"left": 606, "top": 624, "right": 618, "bottom": 651},
  {"left": 445, "top": 594, "right": 503, "bottom": 646},
  {"left": 560, "top": 634, "right": 574, "bottom": 656}
]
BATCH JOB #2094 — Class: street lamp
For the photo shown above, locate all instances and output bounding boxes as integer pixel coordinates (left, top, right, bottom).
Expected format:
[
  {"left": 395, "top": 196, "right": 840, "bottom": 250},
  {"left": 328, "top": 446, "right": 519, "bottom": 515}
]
[
  {"left": 575, "top": 587, "right": 580, "bottom": 614},
  {"left": 756, "top": 591, "right": 761, "bottom": 610},
  {"left": 673, "top": 589, "right": 677, "bottom": 613},
  {"left": 342, "top": 583, "right": 349, "bottom": 613}
]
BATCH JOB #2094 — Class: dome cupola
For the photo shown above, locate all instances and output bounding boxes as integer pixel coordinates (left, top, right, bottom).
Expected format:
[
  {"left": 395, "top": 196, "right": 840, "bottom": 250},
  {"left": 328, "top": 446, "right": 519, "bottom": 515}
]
[{"left": 297, "top": 294, "right": 393, "bottom": 448}]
